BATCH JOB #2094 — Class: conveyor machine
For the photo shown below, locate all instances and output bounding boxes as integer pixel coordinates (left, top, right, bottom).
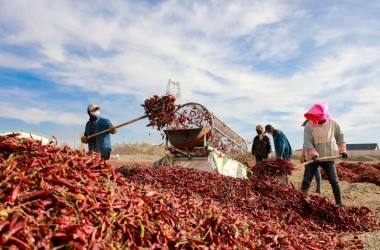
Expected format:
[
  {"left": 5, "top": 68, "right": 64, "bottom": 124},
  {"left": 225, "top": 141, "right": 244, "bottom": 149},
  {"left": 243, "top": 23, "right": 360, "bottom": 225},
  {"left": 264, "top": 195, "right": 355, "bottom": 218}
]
[{"left": 154, "top": 102, "right": 248, "bottom": 178}]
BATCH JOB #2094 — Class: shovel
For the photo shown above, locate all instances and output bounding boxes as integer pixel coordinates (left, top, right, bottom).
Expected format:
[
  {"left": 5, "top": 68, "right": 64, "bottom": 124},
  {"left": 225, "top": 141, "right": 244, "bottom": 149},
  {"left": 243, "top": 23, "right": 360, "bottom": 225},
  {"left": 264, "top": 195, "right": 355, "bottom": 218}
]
[
  {"left": 85, "top": 115, "right": 149, "bottom": 140},
  {"left": 84, "top": 95, "right": 176, "bottom": 141},
  {"left": 300, "top": 155, "right": 341, "bottom": 166}
]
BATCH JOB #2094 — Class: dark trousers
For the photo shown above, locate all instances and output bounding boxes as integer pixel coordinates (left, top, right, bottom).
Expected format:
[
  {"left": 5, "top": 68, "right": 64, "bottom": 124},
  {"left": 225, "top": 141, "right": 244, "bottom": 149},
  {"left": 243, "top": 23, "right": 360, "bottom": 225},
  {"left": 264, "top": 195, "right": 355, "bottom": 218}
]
[
  {"left": 101, "top": 152, "right": 111, "bottom": 160},
  {"left": 255, "top": 155, "right": 268, "bottom": 163},
  {"left": 314, "top": 168, "right": 321, "bottom": 190},
  {"left": 301, "top": 161, "right": 342, "bottom": 205}
]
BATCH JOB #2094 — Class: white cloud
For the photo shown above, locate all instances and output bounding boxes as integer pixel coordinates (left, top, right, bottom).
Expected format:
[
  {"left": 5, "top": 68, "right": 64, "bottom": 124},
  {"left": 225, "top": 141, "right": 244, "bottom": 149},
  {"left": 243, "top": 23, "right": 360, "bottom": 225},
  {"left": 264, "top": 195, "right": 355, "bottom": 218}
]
[
  {"left": 0, "top": 104, "right": 85, "bottom": 125},
  {"left": 0, "top": 52, "right": 42, "bottom": 69},
  {"left": 1, "top": 0, "right": 380, "bottom": 148}
]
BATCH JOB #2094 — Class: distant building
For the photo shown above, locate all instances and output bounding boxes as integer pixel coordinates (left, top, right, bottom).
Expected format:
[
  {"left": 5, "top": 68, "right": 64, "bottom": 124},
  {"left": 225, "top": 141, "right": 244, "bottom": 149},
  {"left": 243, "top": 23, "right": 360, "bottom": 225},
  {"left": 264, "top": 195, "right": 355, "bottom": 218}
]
[
  {"left": 346, "top": 143, "right": 379, "bottom": 157},
  {"left": 346, "top": 143, "right": 379, "bottom": 150},
  {"left": 292, "top": 143, "right": 380, "bottom": 158}
]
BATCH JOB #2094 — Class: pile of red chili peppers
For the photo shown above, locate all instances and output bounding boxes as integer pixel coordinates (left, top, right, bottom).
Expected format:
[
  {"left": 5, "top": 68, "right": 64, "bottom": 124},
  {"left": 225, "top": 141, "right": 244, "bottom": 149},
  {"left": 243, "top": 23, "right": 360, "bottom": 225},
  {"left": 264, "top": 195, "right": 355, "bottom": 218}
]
[
  {"left": 321, "top": 162, "right": 380, "bottom": 186},
  {"left": 142, "top": 94, "right": 178, "bottom": 131},
  {"left": 246, "top": 159, "right": 296, "bottom": 177},
  {"left": 0, "top": 134, "right": 379, "bottom": 249}
]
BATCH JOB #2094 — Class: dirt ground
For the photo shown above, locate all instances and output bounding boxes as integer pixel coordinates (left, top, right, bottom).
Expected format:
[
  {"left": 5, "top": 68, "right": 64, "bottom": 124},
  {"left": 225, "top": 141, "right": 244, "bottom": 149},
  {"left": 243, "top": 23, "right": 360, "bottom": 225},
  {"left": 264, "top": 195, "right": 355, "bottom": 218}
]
[{"left": 109, "top": 147, "right": 380, "bottom": 249}]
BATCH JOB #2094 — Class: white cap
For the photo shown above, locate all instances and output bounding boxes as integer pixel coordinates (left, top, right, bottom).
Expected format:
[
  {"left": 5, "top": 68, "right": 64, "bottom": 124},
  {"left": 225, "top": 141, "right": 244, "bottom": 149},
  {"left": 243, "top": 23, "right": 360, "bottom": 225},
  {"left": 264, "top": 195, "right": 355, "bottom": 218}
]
[
  {"left": 88, "top": 104, "right": 100, "bottom": 112},
  {"left": 256, "top": 124, "right": 264, "bottom": 132}
]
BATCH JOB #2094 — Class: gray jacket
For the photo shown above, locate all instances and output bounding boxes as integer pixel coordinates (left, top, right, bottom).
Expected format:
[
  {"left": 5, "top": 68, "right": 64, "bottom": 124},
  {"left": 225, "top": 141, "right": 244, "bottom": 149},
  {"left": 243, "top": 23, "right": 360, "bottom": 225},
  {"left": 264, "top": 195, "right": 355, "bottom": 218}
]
[{"left": 303, "top": 119, "right": 345, "bottom": 161}]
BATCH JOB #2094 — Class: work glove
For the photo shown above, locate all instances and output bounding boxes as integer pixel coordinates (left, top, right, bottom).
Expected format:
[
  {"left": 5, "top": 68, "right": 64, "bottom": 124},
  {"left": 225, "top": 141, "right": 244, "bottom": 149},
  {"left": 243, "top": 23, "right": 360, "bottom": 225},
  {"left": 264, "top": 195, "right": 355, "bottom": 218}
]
[
  {"left": 81, "top": 136, "right": 88, "bottom": 144},
  {"left": 300, "top": 155, "right": 305, "bottom": 163},
  {"left": 312, "top": 156, "right": 319, "bottom": 162},
  {"left": 109, "top": 126, "right": 117, "bottom": 134},
  {"left": 340, "top": 152, "right": 348, "bottom": 158}
]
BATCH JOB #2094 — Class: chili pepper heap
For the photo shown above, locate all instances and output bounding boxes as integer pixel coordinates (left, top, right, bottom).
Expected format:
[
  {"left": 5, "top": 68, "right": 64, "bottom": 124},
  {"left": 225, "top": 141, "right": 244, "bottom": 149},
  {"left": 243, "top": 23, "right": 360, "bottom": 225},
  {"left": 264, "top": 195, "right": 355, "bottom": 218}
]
[
  {"left": 142, "top": 94, "right": 178, "bottom": 131},
  {"left": 0, "top": 134, "right": 379, "bottom": 249}
]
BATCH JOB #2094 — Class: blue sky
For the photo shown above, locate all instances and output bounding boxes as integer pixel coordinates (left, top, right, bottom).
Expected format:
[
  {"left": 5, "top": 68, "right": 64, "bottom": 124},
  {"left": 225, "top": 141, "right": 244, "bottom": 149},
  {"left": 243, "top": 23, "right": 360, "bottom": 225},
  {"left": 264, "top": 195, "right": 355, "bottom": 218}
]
[{"left": 0, "top": 0, "right": 379, "bottom": 150}]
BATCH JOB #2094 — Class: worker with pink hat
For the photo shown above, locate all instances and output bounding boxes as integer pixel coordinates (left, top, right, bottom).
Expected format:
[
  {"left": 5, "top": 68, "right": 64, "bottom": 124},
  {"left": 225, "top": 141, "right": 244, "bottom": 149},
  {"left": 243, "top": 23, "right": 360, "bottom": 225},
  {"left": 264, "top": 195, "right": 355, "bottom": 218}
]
[{"left": 301, "top": 101, "right": 347, "bottom": 206}]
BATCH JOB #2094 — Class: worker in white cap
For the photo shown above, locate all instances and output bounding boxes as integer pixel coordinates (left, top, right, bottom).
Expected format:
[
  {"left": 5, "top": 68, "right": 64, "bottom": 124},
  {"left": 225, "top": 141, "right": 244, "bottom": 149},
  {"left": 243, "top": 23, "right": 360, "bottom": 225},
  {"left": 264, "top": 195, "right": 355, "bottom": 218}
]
[
  {"left": 251, "top": 124, "right": 272, "bottom": 163},
  {"left": 81, "top": 104, "right": 116, "bottom": 160}
]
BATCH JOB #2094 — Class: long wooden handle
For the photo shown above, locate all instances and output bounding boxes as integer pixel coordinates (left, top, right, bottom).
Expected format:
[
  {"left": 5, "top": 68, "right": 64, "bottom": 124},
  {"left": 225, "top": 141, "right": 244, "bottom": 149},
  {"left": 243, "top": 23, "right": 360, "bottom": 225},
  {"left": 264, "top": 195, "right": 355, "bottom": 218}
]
[
  {"left": 300, "top": 155, "right": 341, "bottom": 166},
  {"left": 86, "top": 114, "right": 148, "bottom": 140}
]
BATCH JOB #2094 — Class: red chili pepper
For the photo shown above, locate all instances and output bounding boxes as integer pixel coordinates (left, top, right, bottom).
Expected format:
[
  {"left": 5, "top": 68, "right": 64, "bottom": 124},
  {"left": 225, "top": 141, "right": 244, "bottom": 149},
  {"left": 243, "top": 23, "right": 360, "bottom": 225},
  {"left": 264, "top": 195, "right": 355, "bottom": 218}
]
[
  {"left": 8, "top": 185, "right": 20, "bottom": 203},
  {"left": 0, "top": 220, "right": 10, "bottom": 232},
  {"left": 8, "top": 236, "right": 32, "bottom": 250},
  {"left": 16, "top": 189, "right": 53, "bottom": 203},
  {"left": 0, "top": 221, "right": 25, "bottom": 244}
]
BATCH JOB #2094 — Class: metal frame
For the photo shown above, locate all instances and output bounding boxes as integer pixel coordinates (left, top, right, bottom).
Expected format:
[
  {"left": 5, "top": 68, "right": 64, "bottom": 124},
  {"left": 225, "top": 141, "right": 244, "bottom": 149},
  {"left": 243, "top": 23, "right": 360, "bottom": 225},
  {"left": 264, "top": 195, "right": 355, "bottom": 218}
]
[{"left": 165, "top": 102, "right": 248, "bottom": 162}]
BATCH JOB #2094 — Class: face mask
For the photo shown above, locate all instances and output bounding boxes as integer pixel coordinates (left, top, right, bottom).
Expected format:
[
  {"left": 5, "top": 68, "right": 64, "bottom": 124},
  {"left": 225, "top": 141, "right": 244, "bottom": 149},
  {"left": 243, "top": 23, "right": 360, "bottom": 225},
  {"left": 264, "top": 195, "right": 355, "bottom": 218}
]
[
  {"left": 90, "top": 110, "right": 100, "bottom": 117},
  {"left": 256, "top": 129, "right": 262, "bottom": 135}
]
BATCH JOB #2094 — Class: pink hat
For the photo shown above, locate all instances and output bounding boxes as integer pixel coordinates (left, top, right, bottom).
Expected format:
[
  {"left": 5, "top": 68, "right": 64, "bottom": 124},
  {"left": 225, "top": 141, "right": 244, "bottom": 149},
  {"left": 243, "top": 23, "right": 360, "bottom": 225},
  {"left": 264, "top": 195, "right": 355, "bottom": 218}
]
[{"left": 304, "top": 101, "right": 330, "bottom": 125}]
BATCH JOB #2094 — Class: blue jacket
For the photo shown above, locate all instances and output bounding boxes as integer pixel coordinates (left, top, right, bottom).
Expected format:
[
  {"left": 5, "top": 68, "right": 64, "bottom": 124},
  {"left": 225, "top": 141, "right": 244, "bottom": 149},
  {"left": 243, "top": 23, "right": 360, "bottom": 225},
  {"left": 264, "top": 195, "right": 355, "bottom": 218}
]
[
  {"left": 84, "top": 116, "right": 113, "bottom": 155},
  {"left": 272, "top": 129, "right": 292, "bottom": 160}
]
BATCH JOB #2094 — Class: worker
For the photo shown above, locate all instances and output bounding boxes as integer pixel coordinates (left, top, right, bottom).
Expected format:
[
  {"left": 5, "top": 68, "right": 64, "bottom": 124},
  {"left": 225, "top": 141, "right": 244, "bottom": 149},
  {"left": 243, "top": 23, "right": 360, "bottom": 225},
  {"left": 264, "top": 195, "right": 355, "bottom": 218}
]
[
  {"left": 81, "top": 104, "right": 117, "bottom": 160},
  {"left": 300, "top": 120, "right": 321, "bottom": 193},
  {"left": 264, "top": 124, "right": 292, "bottom": 160},
  {"left": 251, "top": 124, "right": 272, "bottom": 163},
  {"left": 301, "top": 101, "right": 347, "bottom": 206}
]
